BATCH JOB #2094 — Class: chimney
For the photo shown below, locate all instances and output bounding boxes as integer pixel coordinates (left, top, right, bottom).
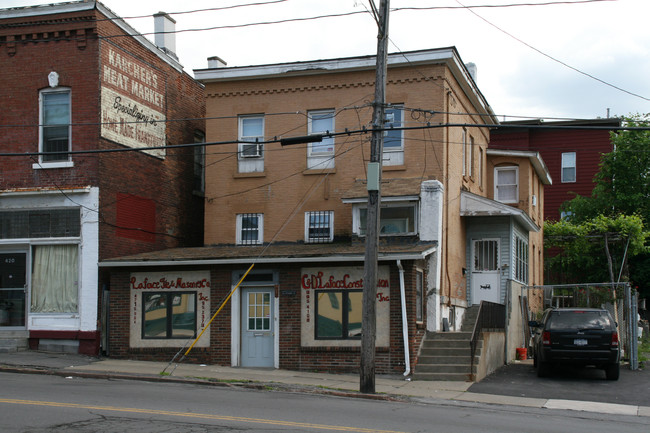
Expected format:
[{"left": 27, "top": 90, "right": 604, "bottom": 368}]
[
  {"left": 207, "top": 56, "right": 228, "bottom": 69},
  {"left": 154, "top": 12, "right": 178, "bottom": 60},
  {"left": 465, "top": 62, "right": 477, "bottom": 83}
]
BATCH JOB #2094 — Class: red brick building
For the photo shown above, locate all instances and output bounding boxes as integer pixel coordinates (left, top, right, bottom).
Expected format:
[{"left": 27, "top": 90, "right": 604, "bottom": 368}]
[
  {"left": 0, "top": 2, "right": 204, "bottom": 354},
  {"left": 489, "top": 119, "right": 620, "bottom": 222}
]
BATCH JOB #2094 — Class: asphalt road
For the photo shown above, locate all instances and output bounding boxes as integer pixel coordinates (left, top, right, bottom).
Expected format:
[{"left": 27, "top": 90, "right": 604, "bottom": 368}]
[
  {"left": 468, "top": 362, "right": 650, "bottom": 407},
  {"left": 2, "top": 372, "right": 647, "bottom": 433}
]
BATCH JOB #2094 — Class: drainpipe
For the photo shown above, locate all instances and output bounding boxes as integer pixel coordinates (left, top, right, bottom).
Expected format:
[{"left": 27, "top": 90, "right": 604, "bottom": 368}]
[{"left": 397, "top": 260, "right": 410, "bottom": 377}]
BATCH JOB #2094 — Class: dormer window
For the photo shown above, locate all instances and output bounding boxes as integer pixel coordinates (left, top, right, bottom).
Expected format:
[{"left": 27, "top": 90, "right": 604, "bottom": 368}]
[{"left": 494, "top": 166, "right": 518, "bottom": 203}]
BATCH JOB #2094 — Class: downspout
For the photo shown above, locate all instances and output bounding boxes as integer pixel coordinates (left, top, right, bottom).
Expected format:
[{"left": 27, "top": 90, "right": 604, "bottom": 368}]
[{"left": 397, "top": 260, "right": 410, "bottom": 376}]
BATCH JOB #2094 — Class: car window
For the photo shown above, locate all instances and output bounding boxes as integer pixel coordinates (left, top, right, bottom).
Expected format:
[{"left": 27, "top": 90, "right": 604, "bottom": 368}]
[{"left": 547, "top": 311, "right": 611, "bottom": 330}]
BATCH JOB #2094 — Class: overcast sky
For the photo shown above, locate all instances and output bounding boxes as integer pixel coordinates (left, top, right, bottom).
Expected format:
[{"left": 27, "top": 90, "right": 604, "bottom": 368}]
[{"left": 4, "top": 0, "right": 649, "bottom": 121}]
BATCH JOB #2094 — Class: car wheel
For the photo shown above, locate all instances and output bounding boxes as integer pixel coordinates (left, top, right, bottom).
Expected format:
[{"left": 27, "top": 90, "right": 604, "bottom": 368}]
[
  {"left": 605, "top": 363, "right": 620, "bottom": 381},
  {"left": 536, "top": 360, "right": 550, "bottom": 378}
]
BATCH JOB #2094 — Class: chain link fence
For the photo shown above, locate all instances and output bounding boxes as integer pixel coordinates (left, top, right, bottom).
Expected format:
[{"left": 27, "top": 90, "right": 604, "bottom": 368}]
[{"left": 522, "top": 283, "right": 640, "bottom": 370}]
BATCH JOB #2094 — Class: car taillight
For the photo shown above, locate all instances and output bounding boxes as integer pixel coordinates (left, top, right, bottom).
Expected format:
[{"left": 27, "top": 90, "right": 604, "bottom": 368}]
[
  {"left": 611, "top": 332, "right": 619, "bottom": 347},
  {"left": 542, "top": 331, "right": 551, "bottom": 346}
]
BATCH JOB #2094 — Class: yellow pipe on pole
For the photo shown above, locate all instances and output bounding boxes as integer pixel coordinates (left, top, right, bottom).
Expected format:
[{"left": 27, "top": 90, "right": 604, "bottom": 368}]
[{"left": 183, "top": 263, "right": 255, "bottom": 357}]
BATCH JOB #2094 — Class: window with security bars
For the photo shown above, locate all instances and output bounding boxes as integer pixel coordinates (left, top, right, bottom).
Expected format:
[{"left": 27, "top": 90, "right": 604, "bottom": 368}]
[
  {"left": 0, "top": 209, "right": 80, "bottom": 239},
  {"left": 237, "top": 213, "right": 263, "bottom": 245},
  {"left": 305, "top": 211, "right": 333, "bottom": 243}
]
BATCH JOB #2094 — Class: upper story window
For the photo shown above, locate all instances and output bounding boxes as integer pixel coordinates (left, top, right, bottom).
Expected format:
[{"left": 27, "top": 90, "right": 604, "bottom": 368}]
[
  {"left": 561, "top": 152, "right": 576, "bottom": 183},
  {"left": 462, "top": 128, "right": 467, "bottom": 177},
  {"left": 237, "top": 213, "right": 263, "bottom": 245},
  {"left": 305, "top": 211, "right": 334, "bottom": 243},
  {"left": 383, "top": 106, "right": 404, "bottom": 166},
  {"left": 307, "top": 110, "right": 335, "bottom": 169},
  {"left": 238, "top": 115, "right": 264, "bottom": 173},
  {"left": 354, "top": 202, "right": 417, "bottom": 236},
  {"left": 193, "top": 131, "right": 205, "bottom": 193},
  {"left": 38, "top": 88, "right": 72, "bottom": 167},
  {"left": 468, "top": 135, "right": 474, "bottom": 178},
  {"left": 514, "top": 235, "right": 529, "bottom": 284},
  {"left": 478, "top": 147, "right": 484, "bottom": 188},
  {"left": 495, "top": 166, "right": 518, "bottom": 204}
]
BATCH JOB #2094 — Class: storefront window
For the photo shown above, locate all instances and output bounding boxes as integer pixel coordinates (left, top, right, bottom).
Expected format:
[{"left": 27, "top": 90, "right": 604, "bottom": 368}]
[
  {"left": 143, "top": 292, "right": 196, "bottom": 339},
  {"left": 315, "top": 290, "right": 362, "bottom": 339},
  {"left": 31, "top": 244, "right": 78, "bottom": 313}
]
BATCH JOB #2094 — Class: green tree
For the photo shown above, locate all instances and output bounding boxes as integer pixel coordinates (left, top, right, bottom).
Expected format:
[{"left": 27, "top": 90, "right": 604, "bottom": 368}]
[{"left": 545, "top": 214, "right": 648, "bottom": 285}]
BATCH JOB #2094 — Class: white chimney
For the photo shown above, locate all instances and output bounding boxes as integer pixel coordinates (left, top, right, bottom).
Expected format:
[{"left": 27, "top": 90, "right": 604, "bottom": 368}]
[
  {"left": 207, "top": 56, "right": 228, "bottom": 69},
  {"left": 154, "top": 12, "right": 177, "bottom": 60},
  {"left": 465, "top": 62, "right": 477, "bottom": 83}
]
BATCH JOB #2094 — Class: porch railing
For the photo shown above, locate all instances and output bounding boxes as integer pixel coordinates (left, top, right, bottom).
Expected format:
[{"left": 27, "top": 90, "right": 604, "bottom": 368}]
[{"left": 470, "top": 301, "right": 506, "bottom": 380}]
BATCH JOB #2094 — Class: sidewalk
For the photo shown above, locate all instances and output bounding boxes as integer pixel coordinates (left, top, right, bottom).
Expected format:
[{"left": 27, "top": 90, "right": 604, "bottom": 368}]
[{"left": 1, "top": 350, "right": 648, "bottom": 418}]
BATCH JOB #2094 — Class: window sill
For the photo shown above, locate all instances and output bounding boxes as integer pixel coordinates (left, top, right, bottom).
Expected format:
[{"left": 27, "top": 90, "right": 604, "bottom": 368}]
[
  {"left": 383, "top": 164, "right": 406, "bottom": 171},
  {"left": 234, "top": 171, "right": 266, "bottom": 178},
  {"left": 32, "top": 161, "right": 74, "bottom": 170},
  {"left": 303, "top": 168, "right": 336, "bottom": 175}
]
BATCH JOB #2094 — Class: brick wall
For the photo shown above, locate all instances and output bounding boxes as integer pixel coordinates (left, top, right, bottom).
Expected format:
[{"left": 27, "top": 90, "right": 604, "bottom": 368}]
[{"left": 108, "top": 261, "right": 427, "bottom": 374}]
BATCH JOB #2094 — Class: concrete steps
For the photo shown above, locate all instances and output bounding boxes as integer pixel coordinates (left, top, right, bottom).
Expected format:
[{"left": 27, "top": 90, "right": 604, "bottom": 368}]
[
  {"left": 413, "top": 307, "right": 481, "bottom": 381},
  {"left": 0, "top": 330, "right": 29, "bottom": 353}
]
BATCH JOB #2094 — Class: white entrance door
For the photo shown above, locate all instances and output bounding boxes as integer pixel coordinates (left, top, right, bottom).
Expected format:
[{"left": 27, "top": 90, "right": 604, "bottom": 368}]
[
  {"left": 471, "top": 239, "right": 501, "bottom": 304},
  {"left": 241, "top": 288, "right": 274, "bottom": 367}
]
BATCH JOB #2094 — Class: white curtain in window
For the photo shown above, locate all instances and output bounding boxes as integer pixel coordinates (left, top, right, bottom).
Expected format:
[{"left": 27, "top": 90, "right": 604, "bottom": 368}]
[{"left": 31, "top": 245, "right": 78, "bottom": 313}]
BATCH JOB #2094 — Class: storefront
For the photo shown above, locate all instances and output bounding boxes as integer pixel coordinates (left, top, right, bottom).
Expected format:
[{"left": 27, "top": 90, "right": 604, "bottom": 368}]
[
  {"left": 0, "top": 187, "right": 100, "bottom": 354},
  {"left": 101, "top": 242, "right": 437, "bottom": 374}
]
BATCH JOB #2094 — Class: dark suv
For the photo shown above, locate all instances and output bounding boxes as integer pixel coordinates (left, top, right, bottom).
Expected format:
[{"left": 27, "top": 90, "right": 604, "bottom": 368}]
[{"left": 529, "top": 308, "right": 620, "bottom": 380}]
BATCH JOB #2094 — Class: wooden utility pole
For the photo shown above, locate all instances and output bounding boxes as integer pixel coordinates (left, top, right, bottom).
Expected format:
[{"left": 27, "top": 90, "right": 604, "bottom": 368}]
[{"left": 360, "top": 0, "right": 390, "bottom": 395}]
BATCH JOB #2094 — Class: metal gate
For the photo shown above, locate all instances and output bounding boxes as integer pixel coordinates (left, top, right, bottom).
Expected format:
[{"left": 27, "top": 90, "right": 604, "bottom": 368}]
[{"left": 522, "top": 282, "right": 640, "bottom": 370}]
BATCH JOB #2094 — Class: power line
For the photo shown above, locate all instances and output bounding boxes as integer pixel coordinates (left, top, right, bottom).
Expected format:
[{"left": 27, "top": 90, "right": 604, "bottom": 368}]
[{"left": 454, "top": 0, "right": 650, "bottom": 102}]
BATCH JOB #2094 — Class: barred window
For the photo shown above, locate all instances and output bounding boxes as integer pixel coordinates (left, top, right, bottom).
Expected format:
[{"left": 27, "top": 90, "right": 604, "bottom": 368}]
[
  {"left": 0, "top": 209, "right": 80, "bottom": 239},
  {"left": 237, "top": 213, "right": 263, "bottom": 245},
  {"left": 305, "top": 211, "right": 333, "bottom": 243}
]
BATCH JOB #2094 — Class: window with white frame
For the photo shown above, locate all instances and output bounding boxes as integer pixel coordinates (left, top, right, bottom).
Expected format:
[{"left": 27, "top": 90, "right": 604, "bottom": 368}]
[
  {"left": 462, "top": 128, "right": 467, "bottom": 176},
  {"left": 238, "top": 115, "right": 264, "bottom": 159},
  {"left": 236, "top": 213, "right": 263, "bottom": 245},
  {"left": 307, "top": 110, "right": 335, "bottom": 169},
  {"left": 305, "top": 211, "right": 334, "bottom": 243},
  {"left": 495, "top": 166, "right": 518, "bottom": 203},
  {"left": 468, "top": 135, "right": 474, "bottom": 178},
  {"left": 39, "top": 88, "right": 71, "bottom": 164},
  {"left": 514, "top": 235, "right": 528, "bottom": 284},
  {"left": 478, "top": 147, "right": 484, "bottom": 188},
  {"left": 355, "top": 202, "right": 417, "bottom": 236},
  {"left": 383, "top": 106, "right": 404, "bottom": 166},
  {"left": 561, "top": 152, "right": 576, "bottom": 183}
]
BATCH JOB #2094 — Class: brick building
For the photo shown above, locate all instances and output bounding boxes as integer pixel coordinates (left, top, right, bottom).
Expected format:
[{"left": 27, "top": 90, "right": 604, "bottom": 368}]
[
  {"left": 101, "top": 48, "right": 548, "bottom": 375},
  {"left": 489, "top": 118, "right": 620, "bottom": 222},
  {"left": 0, "top": 2, "right": 204, "bottom": 354}
]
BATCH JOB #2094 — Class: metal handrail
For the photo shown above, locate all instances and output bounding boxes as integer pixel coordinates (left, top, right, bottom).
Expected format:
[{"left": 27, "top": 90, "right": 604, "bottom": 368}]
[{"left": 469, "top": 301, "right": 506, "bottom": 380}]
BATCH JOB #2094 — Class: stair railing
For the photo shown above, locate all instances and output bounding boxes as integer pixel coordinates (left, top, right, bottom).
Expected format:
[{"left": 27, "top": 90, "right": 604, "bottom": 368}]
[{"left": 469, "top": 301, "right": 506, "bottom": 381}]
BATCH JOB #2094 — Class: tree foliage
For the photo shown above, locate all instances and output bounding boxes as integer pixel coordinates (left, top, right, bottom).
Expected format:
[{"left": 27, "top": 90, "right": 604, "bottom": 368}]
[{"left": 545, "top": 214, "right": 648, "bottom": 284}]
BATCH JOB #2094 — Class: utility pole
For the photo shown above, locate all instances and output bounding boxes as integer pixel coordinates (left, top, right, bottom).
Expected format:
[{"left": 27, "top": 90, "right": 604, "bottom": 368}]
[{"left": 360, "top": 0, "right": 389, "bottom": 395}]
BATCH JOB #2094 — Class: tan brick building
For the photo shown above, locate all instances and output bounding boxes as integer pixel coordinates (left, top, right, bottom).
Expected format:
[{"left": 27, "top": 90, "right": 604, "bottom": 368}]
[{"left": 102, "top": 48, "right": 548, "bottom": 375}]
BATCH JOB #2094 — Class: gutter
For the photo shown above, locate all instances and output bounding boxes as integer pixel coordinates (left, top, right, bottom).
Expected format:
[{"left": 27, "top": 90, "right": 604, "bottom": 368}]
[
  {"left": 397, "top": 260, "right": 411, "bottom": 377},
  {"left": 99, "top": 246, "right": 437, "bottom": 268}
]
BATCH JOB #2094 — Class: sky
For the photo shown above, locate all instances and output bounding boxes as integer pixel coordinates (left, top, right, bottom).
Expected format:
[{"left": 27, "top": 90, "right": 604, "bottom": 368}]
[{"left": 4, "top": 0, "right": 650, "bottom": 121}]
